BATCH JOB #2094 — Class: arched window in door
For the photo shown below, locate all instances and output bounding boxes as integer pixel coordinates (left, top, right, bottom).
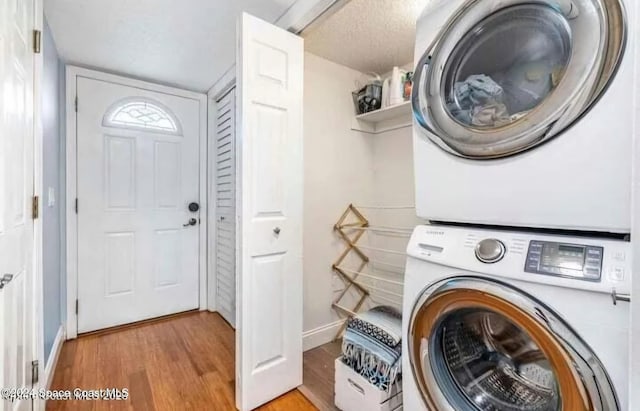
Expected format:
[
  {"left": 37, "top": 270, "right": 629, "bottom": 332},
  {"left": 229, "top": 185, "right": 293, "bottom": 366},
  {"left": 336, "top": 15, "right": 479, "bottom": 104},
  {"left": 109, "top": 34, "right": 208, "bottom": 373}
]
[{"left": 103, "top": 97, "right": 182, "bottom": 134}]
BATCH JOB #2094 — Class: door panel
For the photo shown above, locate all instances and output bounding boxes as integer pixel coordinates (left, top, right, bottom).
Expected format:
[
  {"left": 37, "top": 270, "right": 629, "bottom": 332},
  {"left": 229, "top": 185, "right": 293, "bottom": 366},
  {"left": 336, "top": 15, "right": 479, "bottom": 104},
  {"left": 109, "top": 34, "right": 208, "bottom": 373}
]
[
  {"left": 214, "top": 88, "right": 236, "bottom": 327},
  {"left": 0, "top": 0, "right": 36, "bottom": 409},
  {"left": 76, "top": 77, "right": 201, "bottom": 333},
  {"left": 236, "top": 13, "right": 303, "bottom": 411}
]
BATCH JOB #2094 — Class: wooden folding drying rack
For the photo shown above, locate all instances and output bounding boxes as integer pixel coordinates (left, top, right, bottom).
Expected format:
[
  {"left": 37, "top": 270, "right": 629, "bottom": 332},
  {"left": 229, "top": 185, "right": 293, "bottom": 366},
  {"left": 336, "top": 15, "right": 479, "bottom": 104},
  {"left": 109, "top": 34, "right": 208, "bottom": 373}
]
[{"left": 331, "top": 204, "right": 371, "bottom": 340}]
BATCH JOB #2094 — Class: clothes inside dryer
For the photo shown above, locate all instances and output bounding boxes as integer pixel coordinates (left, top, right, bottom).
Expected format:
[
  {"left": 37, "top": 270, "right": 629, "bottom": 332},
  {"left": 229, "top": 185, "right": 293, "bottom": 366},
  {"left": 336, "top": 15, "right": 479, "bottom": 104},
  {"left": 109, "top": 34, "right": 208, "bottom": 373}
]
[
  {"left": 444, "top": 5, "right": 571, "bottom": 129},
  {"left": 431, "top": 308, "right": 560, "bottom": 411}
]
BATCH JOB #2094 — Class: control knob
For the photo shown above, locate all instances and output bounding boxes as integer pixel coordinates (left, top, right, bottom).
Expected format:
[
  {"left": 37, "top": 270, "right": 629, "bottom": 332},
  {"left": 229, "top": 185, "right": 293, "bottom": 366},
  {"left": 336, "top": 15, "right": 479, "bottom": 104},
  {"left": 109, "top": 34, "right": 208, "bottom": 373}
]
[{"left": 475, "top": 239, "right": 506, "bottom": 264}]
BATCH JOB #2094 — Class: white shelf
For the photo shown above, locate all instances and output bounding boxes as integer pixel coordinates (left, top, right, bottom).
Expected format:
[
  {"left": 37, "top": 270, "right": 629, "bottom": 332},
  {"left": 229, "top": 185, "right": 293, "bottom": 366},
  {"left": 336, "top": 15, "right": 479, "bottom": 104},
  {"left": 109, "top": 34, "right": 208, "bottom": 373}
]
[
  {"left": 352, "top": 101, "right": 412, "bottom": 134},
  {"left": 355, "top": 101, "right": 411, "bottom": 122}
]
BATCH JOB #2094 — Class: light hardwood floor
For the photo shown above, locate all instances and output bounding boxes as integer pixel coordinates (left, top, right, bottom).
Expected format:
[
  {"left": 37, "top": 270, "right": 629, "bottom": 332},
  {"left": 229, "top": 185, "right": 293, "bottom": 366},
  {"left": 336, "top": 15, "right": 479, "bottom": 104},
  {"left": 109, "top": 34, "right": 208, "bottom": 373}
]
[
  {"left": 300, "top": 340, "right": 341, "bottom": 411},
  {"left": 47, "top": 312, "right": 317, "bottom": 411}
]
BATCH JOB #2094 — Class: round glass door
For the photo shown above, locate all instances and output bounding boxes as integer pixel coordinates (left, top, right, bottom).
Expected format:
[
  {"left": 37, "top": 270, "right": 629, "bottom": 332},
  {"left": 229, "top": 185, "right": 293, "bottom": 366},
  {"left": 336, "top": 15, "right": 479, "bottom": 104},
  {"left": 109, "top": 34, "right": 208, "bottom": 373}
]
[
  {"left": 443, "top": 5, "right": 571, "bottom": 129},
  {"left": 408, "top": 277, "right": 620, "bottom": 411},
  {"left": 431, "top": 308, "right": 560, "bottom": 410},
  {"left": 412, "top": 0, "right": 626, "bottom": 158}
]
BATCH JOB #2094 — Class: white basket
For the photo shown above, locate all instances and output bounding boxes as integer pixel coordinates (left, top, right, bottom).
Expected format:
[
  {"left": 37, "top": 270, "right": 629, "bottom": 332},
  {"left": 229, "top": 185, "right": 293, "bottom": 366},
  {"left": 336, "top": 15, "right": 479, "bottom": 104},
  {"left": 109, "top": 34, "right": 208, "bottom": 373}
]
[{"left": 334, "top": 358, "right": 402, "bottom": 411}]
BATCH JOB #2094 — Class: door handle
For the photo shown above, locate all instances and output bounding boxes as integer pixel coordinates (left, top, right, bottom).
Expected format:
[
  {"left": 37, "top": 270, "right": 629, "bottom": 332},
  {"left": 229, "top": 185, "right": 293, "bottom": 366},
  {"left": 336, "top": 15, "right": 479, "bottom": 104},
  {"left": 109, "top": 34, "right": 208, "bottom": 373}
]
[
  {"left": 0, "top": 274, "right": 14, "bottom": 290},
  {"left": 183, "top": 218, "right": 198, "bottom": 227},
  {"left": 611, "top": 289, "right": 631, "bottom": 305},
  {"left": 273, "top": 227, "right": 281, "bottom": 235}
]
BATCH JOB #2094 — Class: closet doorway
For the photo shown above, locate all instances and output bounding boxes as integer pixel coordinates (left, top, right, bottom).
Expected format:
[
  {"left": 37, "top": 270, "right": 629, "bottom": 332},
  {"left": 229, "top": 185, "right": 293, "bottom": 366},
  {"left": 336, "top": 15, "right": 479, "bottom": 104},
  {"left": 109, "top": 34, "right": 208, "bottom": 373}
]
[{"left": 210, "top": 86, "right": 237, "bottom": 328}]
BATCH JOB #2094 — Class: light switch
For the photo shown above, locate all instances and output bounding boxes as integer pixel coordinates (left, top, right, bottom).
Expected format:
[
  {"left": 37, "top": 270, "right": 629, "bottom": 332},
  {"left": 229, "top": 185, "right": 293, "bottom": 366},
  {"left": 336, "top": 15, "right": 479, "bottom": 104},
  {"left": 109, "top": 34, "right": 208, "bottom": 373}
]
[{"left": 47, "top": 187, "right": 55, "bottom": 207}]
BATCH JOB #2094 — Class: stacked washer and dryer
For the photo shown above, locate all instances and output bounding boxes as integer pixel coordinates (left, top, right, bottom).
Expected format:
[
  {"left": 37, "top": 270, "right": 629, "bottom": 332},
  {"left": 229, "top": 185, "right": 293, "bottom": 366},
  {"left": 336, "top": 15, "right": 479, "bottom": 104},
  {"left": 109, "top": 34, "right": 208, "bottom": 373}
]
[{"left": 403, "top": 0, "right": 634, "bottom": 410}]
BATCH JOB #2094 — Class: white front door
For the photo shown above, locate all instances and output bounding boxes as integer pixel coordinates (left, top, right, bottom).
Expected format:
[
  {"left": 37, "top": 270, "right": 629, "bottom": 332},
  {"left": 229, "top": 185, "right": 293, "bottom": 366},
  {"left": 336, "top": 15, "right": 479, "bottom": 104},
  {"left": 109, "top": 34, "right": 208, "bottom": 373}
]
[
  {"left": 0, "top": 0, "right": 36, "bottom": 409},
  {"left": 214, "top": 87, "right": 237, "bottom": 328},
  {"left": 76, "top": 76, "right": 201, "bottom": 333},
  {"left": 236, "top": 13, "right": 304, "bottom": 411}
]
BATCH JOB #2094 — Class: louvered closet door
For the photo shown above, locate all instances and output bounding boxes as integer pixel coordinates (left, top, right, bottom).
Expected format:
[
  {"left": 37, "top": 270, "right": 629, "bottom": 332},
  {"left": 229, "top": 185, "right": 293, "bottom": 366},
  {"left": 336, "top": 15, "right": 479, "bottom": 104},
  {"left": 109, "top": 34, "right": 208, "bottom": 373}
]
[{"left": 215, "top": 88, "right": 236, "bottom": 327}]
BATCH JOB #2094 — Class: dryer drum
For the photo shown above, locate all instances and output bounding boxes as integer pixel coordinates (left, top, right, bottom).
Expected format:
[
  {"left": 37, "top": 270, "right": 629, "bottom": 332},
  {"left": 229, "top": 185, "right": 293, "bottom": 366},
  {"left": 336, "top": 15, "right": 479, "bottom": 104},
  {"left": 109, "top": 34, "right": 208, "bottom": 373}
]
[
  {"left": 408, "top": 277, "right": 620, "bottom": 410},
  {"left": 437, "top": 309, "right": 559, "bottom": 410},
  {"left": 411, "top": 0, "right": 626, "bottom": 159}
]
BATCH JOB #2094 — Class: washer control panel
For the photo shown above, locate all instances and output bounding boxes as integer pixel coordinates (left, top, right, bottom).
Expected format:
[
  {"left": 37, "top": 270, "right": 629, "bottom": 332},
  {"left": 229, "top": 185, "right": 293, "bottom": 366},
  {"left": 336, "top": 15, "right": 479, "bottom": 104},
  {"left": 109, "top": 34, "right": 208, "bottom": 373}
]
[{"left": 525, "top": 241, "right": 603, "bottom": 281}]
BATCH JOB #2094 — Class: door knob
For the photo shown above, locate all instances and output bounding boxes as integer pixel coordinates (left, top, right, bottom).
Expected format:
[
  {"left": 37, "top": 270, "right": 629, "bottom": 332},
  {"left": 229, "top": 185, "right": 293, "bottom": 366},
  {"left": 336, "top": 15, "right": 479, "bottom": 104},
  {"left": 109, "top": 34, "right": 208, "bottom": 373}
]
[
  {"left": 188, "top": 202, "right": 200, "bottom": 212},
  {"left": 183, "top": 218, "right": 198, "bottom": 227},
  {"left": 273, "top": 227, "right": 281, "bottom": 235},
  {"left": 0, "top": 274, "right": 14, "bottom": 290}
]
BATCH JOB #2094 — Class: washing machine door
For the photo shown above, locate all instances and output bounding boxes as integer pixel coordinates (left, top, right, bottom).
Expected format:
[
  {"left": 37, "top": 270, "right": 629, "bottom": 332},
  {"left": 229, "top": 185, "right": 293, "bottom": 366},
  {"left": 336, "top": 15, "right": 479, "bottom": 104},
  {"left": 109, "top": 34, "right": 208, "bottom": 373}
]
[
  {"left": 408, "top": 276, "right": 619, "bottom": 411},
  {"left": 412, "top": 0, "right": 626, "bottom": 159}
]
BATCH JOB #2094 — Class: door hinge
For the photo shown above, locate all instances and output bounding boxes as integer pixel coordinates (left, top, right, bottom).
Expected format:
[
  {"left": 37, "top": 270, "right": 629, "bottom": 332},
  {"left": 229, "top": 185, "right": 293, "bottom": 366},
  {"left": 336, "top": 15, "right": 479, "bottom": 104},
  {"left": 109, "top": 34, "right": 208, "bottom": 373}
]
[
  {"left": 75, "top": 198, "right": 78, "bottom": 214},
  {"left": 31, "top": 360, "right": 39, "bottom": 384},
  {"left": 74, "top": 96, "right": 78, "bottom": 113},
  {"left": 75, "top": 299, "right": 79, "bottom": 315},
  {"left": 32, "top": 196, "right": 39, "bottom": 219},
  {"left": 33, "top": 29, "right": 41, "bottom": 54}
]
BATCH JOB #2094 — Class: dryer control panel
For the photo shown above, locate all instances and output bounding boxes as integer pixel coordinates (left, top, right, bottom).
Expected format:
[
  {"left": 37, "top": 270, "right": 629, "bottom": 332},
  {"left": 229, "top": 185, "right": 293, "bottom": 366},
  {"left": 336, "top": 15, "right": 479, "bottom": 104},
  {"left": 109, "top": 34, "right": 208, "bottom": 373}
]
[{"left": 525, "top": 241, "right": 603, "bottom": 282}]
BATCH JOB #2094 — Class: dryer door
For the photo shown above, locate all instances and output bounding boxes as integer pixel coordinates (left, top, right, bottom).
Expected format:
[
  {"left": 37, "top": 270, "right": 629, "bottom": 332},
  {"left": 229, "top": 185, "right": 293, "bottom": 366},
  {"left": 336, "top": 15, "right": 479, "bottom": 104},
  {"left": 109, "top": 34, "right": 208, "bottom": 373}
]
[
  {"left": 412, "top": 0, "right": 625, "bottom": 159},
  {"left": 408, "top": 276, "right": 619, "bottom": 411}
]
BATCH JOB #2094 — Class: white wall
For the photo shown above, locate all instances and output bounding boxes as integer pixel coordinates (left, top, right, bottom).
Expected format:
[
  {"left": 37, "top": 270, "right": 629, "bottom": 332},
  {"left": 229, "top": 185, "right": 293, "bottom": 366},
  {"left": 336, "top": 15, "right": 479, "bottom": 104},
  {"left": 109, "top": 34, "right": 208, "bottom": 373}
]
[
  {"left": 302, "top": 52, "right": 420, "bottom": 349},
  {"left": 42, "top": 18, "right": 65, "bottom": 363},
  {"left": 303, "top": 52, "right": 376, "bottom": 347},
  {"left": 367, "top": 127, "right": 423, "bottom": 310}
]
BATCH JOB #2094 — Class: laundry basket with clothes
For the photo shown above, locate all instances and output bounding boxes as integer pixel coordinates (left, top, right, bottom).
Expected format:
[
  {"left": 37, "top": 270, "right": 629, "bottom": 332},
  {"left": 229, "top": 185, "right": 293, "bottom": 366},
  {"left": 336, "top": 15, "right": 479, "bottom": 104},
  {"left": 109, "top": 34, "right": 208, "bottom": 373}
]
[{"left": 341, "top": 305, "right": 402, "bottom": 392}]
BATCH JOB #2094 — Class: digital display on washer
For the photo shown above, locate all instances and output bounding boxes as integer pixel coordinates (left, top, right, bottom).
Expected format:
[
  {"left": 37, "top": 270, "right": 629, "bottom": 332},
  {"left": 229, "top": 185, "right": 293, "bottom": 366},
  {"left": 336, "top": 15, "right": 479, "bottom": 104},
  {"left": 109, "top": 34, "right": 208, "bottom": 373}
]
[
  {"left": 557, "top": 244, "right": 584, "bottom": 254},
  {"left": 525, "top": 241, "right": 603, "bottom": 281},
  {"left": 543, "top": 243, "right": 585, "bottom": 271}
]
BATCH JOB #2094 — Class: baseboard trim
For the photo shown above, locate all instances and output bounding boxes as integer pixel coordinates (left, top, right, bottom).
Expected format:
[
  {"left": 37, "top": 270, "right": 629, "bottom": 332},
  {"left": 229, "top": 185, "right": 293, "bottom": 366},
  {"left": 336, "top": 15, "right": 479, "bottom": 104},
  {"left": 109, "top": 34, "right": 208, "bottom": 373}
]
[
  {"left": 303, "top": 319, "right": 345, "bottom": 351},
  {"left": 45, "top": 325, "right": 66, "bottom": 389}
]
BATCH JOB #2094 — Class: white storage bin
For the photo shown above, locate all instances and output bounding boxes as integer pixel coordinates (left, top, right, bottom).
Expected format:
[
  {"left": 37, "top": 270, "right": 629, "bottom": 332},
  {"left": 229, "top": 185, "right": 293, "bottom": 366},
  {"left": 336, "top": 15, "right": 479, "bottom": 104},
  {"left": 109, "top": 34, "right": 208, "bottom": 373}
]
[{"left": 334, "top": 358, "right": 402, "bottom": 411}]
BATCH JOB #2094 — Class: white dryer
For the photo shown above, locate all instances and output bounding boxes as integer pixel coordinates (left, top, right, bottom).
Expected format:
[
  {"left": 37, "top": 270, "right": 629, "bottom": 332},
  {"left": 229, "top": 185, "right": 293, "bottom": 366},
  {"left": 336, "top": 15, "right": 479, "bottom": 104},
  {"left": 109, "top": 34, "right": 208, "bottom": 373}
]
[
  {"left": 411, "top": 0, "right": 634, "bottom": 233},
  {"left": 402, "top": 225, "right": 631, "bottom": 410}
]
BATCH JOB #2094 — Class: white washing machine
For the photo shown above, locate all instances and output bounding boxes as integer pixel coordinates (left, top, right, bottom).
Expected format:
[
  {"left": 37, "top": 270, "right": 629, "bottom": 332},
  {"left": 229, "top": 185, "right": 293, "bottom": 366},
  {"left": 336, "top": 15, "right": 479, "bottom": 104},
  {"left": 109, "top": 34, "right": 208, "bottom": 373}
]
[
  {"left": 411, "top": 0, "right": 634, "bottom": 233},
  {"left": 402, "top": 225, "right": 631, "bottom": 410}
]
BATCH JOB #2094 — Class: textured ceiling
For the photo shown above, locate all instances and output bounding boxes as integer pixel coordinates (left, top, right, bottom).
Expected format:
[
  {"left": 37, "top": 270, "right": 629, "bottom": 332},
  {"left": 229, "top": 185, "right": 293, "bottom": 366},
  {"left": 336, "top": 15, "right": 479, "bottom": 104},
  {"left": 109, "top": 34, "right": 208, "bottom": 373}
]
[
  {"left": 302, "top": 0, "right": 428, "bottom": 75},
  {"left": 45, "top": 0, "right": 298, "bottom": 92}
]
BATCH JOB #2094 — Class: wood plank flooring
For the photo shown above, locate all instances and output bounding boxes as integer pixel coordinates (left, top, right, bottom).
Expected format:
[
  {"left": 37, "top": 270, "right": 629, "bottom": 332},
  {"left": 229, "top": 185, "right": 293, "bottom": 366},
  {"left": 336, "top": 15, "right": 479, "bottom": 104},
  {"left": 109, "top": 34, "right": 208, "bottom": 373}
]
[
  {"left": 299, "top": 340, "right": 342, "bottom": 411},
  {"left": 47, "top": 312, "right": 317, "bottom": 411}
]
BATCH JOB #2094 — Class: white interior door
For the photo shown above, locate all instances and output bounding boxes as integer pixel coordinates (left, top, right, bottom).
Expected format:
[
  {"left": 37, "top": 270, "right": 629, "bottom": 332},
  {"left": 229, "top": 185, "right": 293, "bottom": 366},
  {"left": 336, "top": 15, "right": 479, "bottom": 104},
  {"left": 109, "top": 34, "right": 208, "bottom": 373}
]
[
  {"left": 76, "top": 76, "right": 201, "bottom": 333},
  {"left": 215, "top": 87, "right": 237, "bottom": 328},
  {"left": 236, "top": 13, "right": 304, "bottom": 411},
  {"left": 0, "top": 0, "right": 36, "bottom": 409}
]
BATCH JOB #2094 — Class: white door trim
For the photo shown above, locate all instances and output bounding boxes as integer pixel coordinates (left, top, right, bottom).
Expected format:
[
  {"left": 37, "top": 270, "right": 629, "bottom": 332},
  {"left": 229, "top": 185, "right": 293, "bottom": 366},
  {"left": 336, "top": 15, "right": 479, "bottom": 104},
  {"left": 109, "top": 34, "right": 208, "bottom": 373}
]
[
  {"left": 65, "top": 66, "right": 208, "bottom": 339},
  {"left": 206, "top": 94, "right": 217, "bottom": 313},
  {"left": 33, "top": 1, "right": 45, "bottom": 408},
  {"left": 274, "top": 0, "right": 346, "bottom": 33}
]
